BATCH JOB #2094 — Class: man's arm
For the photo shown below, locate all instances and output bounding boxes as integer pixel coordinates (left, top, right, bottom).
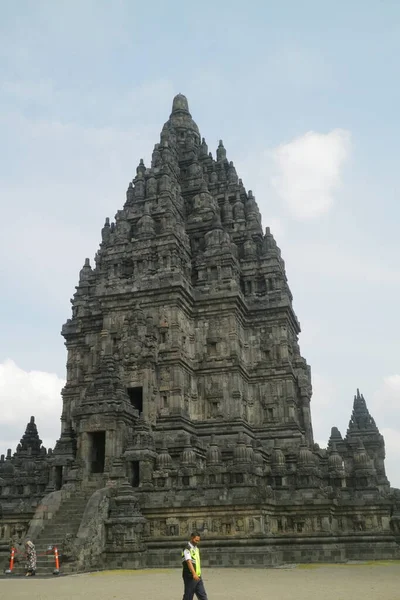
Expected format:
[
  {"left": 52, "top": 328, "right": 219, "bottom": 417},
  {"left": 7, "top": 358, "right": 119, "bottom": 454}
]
[
  {"left": 183, "top": 549, "right": 200, "bottom": 580},
  {"left": 186, "top": 559, "right": 199, "bottom": 580}
]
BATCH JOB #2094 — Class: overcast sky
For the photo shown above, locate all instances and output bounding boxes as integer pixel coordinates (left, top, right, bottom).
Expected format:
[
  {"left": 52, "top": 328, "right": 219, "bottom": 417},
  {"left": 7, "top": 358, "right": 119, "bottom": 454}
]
[{"left": 1, "top": 1, "right": 399, "bottom": 486}]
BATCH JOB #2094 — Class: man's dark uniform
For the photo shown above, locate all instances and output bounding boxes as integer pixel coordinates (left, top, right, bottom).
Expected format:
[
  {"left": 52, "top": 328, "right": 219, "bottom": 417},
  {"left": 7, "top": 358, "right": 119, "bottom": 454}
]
[{"left": 181, "top": 540, "right": 208, "bottom": 600}]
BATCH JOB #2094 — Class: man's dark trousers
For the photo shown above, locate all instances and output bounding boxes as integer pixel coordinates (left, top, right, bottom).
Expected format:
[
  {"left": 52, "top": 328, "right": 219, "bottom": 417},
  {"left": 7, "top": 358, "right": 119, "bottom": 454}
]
[{"left": 182, "top": 574, "right": 208, "bottom": 600}]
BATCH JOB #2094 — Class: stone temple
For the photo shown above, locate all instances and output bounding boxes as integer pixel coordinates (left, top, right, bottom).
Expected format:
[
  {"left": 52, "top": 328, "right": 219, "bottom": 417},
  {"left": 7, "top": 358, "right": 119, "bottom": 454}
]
[{"left": 1, "top": 95, "right": 400, "bottom": 574}]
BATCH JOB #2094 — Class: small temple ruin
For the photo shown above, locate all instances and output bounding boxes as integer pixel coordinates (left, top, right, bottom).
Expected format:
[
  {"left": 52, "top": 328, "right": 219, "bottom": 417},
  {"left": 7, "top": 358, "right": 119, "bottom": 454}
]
[{"left": 1, "top": 95, "right": 400, "bottom": 573}]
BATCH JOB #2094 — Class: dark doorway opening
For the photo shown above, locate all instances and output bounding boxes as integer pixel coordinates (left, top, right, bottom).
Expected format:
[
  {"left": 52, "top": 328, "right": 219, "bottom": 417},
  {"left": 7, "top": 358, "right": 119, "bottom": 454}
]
[
  {"left": 90, "top": 431, "right": 106, "bottom": 473},
  {"left": 129, "top": 461, "right": 140, "bottom": 487},
  {"left": 55, "top": 466, "right": 63, "bottom": 491},
  {"left": 127, "top": 387, "right": 143, "bottom": 414}
]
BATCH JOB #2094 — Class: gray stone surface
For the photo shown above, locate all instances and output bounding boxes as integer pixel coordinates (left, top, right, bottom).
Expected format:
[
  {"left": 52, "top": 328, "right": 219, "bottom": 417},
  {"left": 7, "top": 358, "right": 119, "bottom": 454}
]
[{"left": 1, "top": 94, "right": 400, "bottom": 574}]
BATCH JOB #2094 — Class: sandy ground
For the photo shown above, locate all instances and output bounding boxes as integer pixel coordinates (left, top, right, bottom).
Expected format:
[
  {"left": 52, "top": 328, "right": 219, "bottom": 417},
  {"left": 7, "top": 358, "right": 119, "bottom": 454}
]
[{"left": 1, "top": 563, "right": 400, "bottom": 600}]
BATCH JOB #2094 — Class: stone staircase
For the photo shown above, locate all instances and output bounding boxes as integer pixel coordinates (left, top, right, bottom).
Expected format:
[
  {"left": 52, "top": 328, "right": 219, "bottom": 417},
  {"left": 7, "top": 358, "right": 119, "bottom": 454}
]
[{"left": 13, "top": 491, "right": 91, "bottom": 576}]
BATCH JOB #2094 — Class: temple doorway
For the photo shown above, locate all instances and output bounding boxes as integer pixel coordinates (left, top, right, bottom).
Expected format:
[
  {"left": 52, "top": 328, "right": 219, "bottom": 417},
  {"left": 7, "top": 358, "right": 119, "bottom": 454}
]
[
  {"left": 89, "top": 431, "right": 106, "bottom": 473},
  {"left": 55, "top": 466, "right": 63, "bottom": 490},
  {"left": 128, "top": 461, "right": 140, "bottom": 487},
  {"left": 127, "top": 386, "right": 143, "bottom": 414}
]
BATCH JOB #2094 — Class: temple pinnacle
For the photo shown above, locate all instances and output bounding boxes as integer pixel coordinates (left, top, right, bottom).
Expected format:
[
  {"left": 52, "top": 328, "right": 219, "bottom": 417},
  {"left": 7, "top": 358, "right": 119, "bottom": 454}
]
[{"left": 171, "top": 93, "right": 190, "bottom": 114}]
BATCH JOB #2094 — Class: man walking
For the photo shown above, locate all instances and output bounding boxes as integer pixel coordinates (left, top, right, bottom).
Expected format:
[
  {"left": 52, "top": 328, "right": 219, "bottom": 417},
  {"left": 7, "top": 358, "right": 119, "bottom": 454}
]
[{"left": 181, "top": 531, "right": 208, "bottom": 600}]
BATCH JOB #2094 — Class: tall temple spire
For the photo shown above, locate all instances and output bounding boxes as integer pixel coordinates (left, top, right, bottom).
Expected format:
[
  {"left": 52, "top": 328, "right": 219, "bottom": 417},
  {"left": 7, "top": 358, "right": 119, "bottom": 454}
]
[
  {"left": 1, "top": 94, "right": 398, "bottom": 573},
  {"left": 346, "top": 389, "right": 379, "bottom": 435},
  {"left": 62, "top": 96, "right": 315, "bottom": 475},
  {"left": 17, "top": 416, "right": 42, "bottom": 456}
]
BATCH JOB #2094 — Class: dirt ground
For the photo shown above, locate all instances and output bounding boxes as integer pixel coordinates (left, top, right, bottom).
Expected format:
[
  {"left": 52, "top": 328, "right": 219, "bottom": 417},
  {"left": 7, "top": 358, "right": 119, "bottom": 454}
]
[{"left": 1, "top": 563, "right": 400, "bottom": 600}]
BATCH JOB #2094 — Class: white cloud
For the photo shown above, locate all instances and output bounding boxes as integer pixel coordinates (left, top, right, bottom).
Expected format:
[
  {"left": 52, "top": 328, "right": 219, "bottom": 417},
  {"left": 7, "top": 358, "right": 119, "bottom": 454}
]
[
  {"left": 371, "top": 376, "right": 400, "bottom": 486},
  {"left": 310, "top": 373, "right": 342, "bottom": 442},
  {"left": 271, "top": 129, "right": 351, "bottom": 219},
  {"left": 381, "top": 428, "right": 400, "bottom": 489},
  {"left": 372, "top": 375, "right": 400, "bottom": 421},
  {"left": 266, "top": 217, "right": 286, "bottom": 240},
  {"left": 284, "top": 241, "right": 400, "bottom": 286},
  {"left": 0, "top": 359, "right": 64, "bottom": 453},
  {"left": 312, "top": 373, "right": 337, "bottom": 409}
]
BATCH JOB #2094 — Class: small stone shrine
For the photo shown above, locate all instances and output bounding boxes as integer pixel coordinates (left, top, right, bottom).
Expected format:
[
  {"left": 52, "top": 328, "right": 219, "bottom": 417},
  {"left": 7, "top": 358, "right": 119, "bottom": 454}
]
[{"left": 1, "top": 95, "right": 400, "bottom": 572}]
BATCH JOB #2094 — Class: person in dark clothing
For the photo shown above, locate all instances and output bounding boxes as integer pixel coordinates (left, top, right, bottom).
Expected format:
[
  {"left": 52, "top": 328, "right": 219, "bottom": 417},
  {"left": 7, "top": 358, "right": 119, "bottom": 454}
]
[{"left": 181, "top": 532, "right": 208, "bottom": 600}]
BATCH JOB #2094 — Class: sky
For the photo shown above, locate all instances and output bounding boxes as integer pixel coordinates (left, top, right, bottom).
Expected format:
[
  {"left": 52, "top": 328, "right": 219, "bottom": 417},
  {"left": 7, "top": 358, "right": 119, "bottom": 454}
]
[{"left": 0, "top": 0, "right": 399, "bottom": 485}]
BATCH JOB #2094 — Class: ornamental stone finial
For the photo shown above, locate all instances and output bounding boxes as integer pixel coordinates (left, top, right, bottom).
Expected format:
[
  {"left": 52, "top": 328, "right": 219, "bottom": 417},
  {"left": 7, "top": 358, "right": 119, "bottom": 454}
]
[
  {"left": 171, "top": 93, "right": 190, "bottom": 114},
  {"left": 216, "top": 140, "right": 226, "bottom": 162}
]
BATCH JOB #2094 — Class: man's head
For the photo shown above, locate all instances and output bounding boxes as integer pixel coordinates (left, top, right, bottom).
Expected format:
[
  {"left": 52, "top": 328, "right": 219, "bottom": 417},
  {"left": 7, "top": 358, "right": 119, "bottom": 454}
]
[{"left": 190, "top": 531, "right": 201, "bottom": 545}]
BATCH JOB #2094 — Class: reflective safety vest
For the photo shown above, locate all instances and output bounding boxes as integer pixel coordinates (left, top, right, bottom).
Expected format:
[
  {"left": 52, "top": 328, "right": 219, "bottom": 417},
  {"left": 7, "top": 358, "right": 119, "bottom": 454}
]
[{"left": 182, "top": 544, "right": 201, "bottom": 577}]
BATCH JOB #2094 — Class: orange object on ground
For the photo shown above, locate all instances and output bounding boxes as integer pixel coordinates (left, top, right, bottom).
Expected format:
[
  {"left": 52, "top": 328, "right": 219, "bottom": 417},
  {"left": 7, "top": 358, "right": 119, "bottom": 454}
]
[
  {"left": 53, "top": 546, "right": 60, "bottom": 575},
  {"left": 5, "top": 546, "right": 15, "bottom": 574}
]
